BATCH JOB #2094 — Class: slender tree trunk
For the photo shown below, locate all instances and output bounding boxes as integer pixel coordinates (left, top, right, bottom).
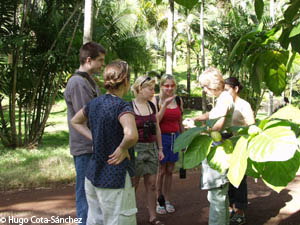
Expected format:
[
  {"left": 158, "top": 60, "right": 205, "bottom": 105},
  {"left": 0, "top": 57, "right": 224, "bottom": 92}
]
[
  {"left": 268, "top": 0, "right": 275, "bottom": 116},
  {"left": 83, "top": 0, "right": 93, "bottom": 43},
  {"left": 166, "top": 0, "right": 174, "bottom": 75},
  {"left": 187, "top": 30, "right": 191, "bottom": 96},
  {"left": 200, "top": 0, "right": 207, "bottom": 112}
]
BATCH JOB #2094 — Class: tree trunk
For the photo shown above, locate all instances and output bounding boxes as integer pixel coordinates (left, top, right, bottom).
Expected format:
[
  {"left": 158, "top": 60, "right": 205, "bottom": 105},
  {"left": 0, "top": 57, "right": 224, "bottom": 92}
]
[
  {"left": 268, "top": 0, "right": 275, "bottom": 116},
  {"left": 187, "top": 30, "right": 191, "bottom": 96},
  {"left": 165, "top": 0, "right": 174, "bottom": 75},
  {"left": 200, "top": 0, "right": 207, "bottom": 113},
  {"left": 83, "top": 0, "right": 93, "bottom": 43}
]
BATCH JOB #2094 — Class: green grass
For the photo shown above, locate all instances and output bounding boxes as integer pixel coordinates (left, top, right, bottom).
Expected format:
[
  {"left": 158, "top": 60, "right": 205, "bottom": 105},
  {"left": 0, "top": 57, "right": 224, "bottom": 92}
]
[
  {"left": 0, "top": 98, "right": 201, "bottom": 191},
  {"left": 0, "top": 100, "right": 75, "bottom": 191}
]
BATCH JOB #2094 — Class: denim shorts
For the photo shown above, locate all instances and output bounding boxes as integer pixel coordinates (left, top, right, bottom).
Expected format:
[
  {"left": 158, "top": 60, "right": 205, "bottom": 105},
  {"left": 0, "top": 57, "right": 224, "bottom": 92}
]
[{"left": 160, "top": 132, "right": 179, "bottom": 164}]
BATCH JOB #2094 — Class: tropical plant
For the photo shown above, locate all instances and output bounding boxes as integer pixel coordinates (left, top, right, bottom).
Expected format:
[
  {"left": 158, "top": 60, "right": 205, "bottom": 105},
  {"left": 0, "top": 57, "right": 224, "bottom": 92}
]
[
  {"left": 0, "top": 0, "right": 83, "bottom": 148},
  {"left": 94, "top": 0, "right": 153, "bottom": 78},
  {"left": 174, "top": 105, "right": 300, "bottom": 193},
  {"left": 228, "top": 0, "right": 300, "bottom": 114}
]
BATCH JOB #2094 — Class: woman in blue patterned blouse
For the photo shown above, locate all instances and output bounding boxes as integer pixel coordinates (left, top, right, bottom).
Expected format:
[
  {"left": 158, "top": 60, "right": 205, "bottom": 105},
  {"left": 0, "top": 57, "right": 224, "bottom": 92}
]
[{"left": 71, "top": 60, "right": 139, "bottom": 225}]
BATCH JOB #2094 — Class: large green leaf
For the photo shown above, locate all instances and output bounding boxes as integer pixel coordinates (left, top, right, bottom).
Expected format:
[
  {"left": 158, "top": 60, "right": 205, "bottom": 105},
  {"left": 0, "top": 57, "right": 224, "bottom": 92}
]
[
  {"left": 262, "top": 119, "right": 291, "bottom": 130},
  {"left": 174, "top": 126, "right": 207, "bottom": 153},
  {"left": 263, "top": 51, "right": 288, "bottom": 95},
  {"left": 207, "top": 144, "right": 232, "bottom": 174},
  {"left": 284, "top": 0, "right": 300, "bottom": 22},
  {"left": 183, "top": 135, "right": 213, "bottom": 169},
  {"left": 228, "top": 136, "right": 249, "bottom": 188},
  {"left": 291, "top": 34, "right": 300, "bottom": 54},
  {"left": 270, "top": 105, "right": 300, "bottom": 124},
  {"left": 286, "top": 51, "right": 300, "bottom": 73},
  {"left": 262, "top": 179, "right": 285, "bottom": 193},
  {"left": 262, "top": 27, "right": 283, "bottom": 45},
  {"left": 279, "top": 27, "right": 293, "bottom": 50},
  {"left": 261, "top": 151, "right": 300, "bottom": 193},
  {"left": 205, "top": 118, "right": 219, "bottom": 128},
  {"left": 229, "top": 24, "right": 263, "bottom": 60},
  {"left": 174, "top": 0, "right": 198, "bottom": 10},
  {"left": 250, "top": 53, "right": 264, "bottom": 95},
  {"left": 254, "top": 0, "right": 264, "bottom": 21},
  {"left": 258, "top": 119, "right": 270, "bottom": 130},
  {"left": 289, "top": 23, "right": 300, "bottom": 38},
  {"left": 245, "top": 159, "right": 260, "bottom": 178},
  {"left": 248, "top": 126, "right": 298, "bottom": 162}
]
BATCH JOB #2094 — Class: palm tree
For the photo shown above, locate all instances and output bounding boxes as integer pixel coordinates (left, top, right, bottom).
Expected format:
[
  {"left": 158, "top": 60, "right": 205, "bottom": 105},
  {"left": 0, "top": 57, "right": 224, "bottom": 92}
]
[
  {"left": 83, "top": 0, "right": 93, "bottom": 43},
  {"left": 165, "top": 0, "right": 174, "bottom": 74}
]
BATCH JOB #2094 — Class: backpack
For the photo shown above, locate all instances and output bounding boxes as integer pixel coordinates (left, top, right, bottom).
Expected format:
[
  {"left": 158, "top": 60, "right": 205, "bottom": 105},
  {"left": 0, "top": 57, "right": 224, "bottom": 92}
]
[{"left": 155, "top": 95, "right": 183, "bottom": 115}]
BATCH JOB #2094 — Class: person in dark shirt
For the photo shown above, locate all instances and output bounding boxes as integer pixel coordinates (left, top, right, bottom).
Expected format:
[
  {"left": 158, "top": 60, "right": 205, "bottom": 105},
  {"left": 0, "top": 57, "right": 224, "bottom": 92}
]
[
  {"left": 71, "top": 60, "right": 138, "bottom": 225},
  {"left": 64, "top": 42, "right": 106, "bottom": 225}
]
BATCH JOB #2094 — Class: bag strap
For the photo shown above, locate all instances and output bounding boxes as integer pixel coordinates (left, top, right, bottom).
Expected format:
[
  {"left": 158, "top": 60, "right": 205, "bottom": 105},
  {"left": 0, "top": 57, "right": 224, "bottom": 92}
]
[
  {"left": 175, "top": 96, "right": 183, "bottom": 115},
  {"left": 155, "top": 96, "right": 160, "bottom": 111},
  {"left": 72, "top": 71, "right": 98, "bottom": 98},
  {"left": 129, "top": 101, "right": 156, "bottom": 114},
  {"left": 148, "top": 100, "right": 156, "bottom": 114}
]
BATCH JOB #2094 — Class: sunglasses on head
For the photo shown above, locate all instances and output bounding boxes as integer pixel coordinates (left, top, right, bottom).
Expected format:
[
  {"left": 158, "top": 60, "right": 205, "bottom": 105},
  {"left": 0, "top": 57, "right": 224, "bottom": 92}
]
[
  {"left": 141, "top": 76, "right": 152, "bottom": 87},
  {"left": 163, "top": 84, "right": 175, "bottom": 88}
]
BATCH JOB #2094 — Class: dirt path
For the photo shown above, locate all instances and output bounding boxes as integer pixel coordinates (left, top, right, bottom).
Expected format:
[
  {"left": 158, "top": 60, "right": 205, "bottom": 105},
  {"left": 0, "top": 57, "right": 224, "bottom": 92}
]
[{"left": 0, "top": 171, "right": 299, "bottom": 225}]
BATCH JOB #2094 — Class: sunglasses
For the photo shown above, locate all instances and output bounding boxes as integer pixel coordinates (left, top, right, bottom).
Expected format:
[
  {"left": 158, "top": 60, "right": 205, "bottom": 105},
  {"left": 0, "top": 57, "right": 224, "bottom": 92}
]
[
  {"left": 163, "top": 84, "right": 175, "bottom": 88},
  {"left": 141, "top": 76, "right": 152, "bottom": 86}
]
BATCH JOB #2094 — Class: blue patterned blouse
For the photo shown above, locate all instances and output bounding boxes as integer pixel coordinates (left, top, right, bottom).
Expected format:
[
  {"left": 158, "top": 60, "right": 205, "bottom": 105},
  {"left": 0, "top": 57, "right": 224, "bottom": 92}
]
[{"left": 84, "top": 94, "right": 135, "bottom": 188}]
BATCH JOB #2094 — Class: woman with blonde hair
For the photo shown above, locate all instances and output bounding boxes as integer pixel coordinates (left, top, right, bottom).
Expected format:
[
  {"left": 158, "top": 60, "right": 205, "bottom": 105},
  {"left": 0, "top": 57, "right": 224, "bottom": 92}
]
[
  {"left": 185, "top": 67, "right": 234, "bottom": 225},
  {"left": 131, "top": 75, "right": 165, "bottom": 225},
  {"left": 153, "top": 74, "right": 184, "bottom": 215},
  {"left": 71, "top": 60, "right": 139, "bottom": 225}
]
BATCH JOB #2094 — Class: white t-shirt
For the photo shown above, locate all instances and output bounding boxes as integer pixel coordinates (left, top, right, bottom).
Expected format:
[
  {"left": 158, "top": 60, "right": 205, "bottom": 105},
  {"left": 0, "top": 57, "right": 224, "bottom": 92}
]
[
  {"left": 232, "top": 97, "right": 254, "bottom": 126},
  {"left": 209, "top": 91, "right": 234, "bottom": 131}
]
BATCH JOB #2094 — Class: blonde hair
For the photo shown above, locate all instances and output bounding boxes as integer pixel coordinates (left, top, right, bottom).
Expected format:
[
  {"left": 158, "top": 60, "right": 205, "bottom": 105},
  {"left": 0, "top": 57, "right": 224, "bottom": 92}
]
[
  {"left": 103, "top": 60, "right": 130, "bottom": 90},
  {"left": 131, "top": 75, "right": 155, "bottom": 96},
  {"left": 159, "top": 74, "right": 177, "bottom": 88},
  {"left": 199, "top": 67, "right": 224, "bottom": 91}
]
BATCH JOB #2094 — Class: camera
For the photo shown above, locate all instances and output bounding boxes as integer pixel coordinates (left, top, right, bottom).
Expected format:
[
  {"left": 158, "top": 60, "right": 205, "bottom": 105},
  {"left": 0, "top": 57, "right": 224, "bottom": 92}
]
[{"left": 143, "top": 120, "right": 156, "bottom": 139}]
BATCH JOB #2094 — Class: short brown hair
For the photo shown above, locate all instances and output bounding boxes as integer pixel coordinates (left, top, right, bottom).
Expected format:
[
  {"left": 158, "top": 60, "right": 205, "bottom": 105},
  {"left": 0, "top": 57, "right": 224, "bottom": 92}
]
[
  {"left": 103, "top": 60, "right": 130, "bottom": 90},
  {"left": 79, "top": 42, "right": 106, "bottom": 65}
]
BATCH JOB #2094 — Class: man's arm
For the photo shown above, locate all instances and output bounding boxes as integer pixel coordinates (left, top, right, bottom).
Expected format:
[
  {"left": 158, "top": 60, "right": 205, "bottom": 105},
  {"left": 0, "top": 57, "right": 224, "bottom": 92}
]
[{"left": 71, "top": 108, "right": 92, "bottom": 140}]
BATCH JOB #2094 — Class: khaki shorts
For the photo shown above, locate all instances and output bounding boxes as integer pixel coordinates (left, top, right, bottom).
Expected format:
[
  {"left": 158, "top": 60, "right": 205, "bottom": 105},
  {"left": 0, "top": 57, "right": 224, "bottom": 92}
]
[
  {"left": 134, "top": 142, "right": 159, "bottom": 177},
  {"left": 85, "top": 172, "right": 137, "bottom": 225}
]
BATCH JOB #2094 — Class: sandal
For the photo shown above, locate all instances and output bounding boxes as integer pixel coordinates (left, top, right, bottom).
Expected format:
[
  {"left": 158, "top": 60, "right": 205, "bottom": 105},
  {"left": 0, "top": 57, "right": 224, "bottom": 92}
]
[
  {"left": 149, "top": 218, "right": 165, "bottom": 225},
  {"left": 156, "top": 204, "right": 167, "bottom": 215},
  {"left": 165, "top": 201, "right": 175, "bottom": 213}
]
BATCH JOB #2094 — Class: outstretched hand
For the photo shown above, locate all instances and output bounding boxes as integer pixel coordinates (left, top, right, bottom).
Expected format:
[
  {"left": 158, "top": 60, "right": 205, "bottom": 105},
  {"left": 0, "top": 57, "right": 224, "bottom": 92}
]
[
  {"left": 107, "top": 147, "right": 130, "bottom": 165},
  {"left": 163, "top": 96, "right": 176, "bottom": 107},
  {"left": 182, "top": 118, "right": 196, "bottom": 129}
]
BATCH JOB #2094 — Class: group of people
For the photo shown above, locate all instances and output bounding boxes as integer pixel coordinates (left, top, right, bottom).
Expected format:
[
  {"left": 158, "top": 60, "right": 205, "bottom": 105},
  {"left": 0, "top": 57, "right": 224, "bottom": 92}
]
[{"left": 64, "top": 41, "right": 255, "bottom": 225}]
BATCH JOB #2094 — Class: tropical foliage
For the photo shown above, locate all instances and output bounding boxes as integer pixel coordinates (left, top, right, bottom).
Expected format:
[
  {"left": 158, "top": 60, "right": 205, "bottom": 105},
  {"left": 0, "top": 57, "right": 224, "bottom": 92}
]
[
  {"left": 0, "top": 0, "right": 153, "bottom": 148},
  {"left": 174, "top": 105, "right": 300, "bottom": 193}
]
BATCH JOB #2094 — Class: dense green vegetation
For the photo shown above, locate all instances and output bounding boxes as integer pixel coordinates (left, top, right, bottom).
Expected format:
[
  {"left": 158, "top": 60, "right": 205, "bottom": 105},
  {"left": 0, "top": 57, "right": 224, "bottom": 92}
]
[{"left": 0, "top": 0, "right": 300, "bottom": 190}]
